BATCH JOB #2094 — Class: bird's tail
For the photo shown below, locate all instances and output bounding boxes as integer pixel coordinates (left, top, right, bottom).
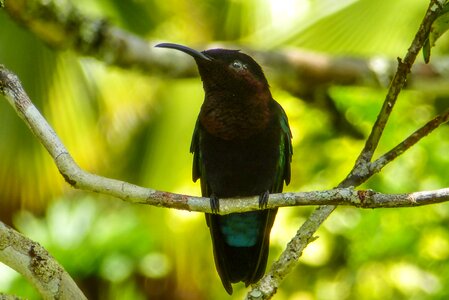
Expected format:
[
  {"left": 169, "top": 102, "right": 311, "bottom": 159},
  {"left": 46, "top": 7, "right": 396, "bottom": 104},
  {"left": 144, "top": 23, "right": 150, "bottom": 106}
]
[{"left": 206, "top": 209, "right": 277, "bottom": 294}]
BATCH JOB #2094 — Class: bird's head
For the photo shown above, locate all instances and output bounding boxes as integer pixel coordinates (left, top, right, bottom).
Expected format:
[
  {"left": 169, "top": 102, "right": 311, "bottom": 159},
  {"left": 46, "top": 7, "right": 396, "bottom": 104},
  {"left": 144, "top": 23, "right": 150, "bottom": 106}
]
[{"left": 156, "top": 43, "right": 269, "bottom": 95}]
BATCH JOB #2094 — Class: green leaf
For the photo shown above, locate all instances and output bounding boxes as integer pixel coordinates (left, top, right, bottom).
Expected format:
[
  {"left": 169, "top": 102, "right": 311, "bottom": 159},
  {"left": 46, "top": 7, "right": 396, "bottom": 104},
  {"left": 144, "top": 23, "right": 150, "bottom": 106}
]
[{"left": 423, "top": 2, "right": 449, "bottom": 63}]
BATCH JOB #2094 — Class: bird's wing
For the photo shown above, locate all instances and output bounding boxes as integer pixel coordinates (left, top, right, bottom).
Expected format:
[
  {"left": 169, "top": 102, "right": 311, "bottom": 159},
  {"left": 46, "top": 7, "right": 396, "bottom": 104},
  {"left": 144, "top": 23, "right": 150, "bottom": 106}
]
[
  {"left": 272, "top": 100, "right": 293, "bottom": 193},
  {"left": 190, "top": 119, "right": 210, "bottom": 196},
  {"left": 246, "top": 100, "right": 293, "bottom": 285},
  {"left": 190, "top": 118, "right": 201, "bottom": 182},
  {"left": 191, "top": 119, "right": 233, "bottom": 293}
]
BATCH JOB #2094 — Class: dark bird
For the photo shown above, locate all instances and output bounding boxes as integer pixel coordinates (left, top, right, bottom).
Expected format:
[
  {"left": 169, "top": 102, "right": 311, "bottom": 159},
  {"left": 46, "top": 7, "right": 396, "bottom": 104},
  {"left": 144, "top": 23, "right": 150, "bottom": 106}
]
[{"left": 156, "top": 43, "right": 293, "bottom": 294}]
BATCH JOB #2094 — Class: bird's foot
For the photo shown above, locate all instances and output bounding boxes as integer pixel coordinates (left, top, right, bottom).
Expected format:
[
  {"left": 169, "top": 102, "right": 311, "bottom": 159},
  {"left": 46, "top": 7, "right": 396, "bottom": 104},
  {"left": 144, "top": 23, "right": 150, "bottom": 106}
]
[
  {"left": 259, "top": 190, "right": 270, "bottom": 209},
  {"left": 210, "top": 194, "right": 220, "bottom": 213}
]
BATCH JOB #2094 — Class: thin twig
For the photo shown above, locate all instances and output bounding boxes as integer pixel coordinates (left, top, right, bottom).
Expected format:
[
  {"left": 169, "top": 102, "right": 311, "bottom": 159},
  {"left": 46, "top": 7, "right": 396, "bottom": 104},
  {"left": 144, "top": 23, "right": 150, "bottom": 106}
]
[
  {"left": 246, "top": 1, "right": 447, "bottom": 299},
  {"left": 341, "top": 0, "right": 445, "bottom": 188},
  {"left": 373, "top": 108, "right": 449, "bottom": 173},
  {"left": 356, "top": 0, "right": 444, "bottom": 163}
]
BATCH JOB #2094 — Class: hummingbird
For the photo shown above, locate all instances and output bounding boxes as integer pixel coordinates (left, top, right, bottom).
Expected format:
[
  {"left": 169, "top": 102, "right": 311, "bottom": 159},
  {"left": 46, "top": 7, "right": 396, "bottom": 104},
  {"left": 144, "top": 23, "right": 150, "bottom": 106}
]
[{"left": 156, "top": 43, "right": 292, "bottom": 294}]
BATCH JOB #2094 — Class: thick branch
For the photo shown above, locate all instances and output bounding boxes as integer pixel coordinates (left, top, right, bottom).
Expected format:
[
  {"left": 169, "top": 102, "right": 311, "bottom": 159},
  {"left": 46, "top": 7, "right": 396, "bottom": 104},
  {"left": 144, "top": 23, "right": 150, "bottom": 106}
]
[
  {"left": 0, "top": 221, "right": 87, "bottom": 299},
  {"left": 5, "top": 0, "right": 449, "bottom": 141},
  {"left": 1, "top": 65, "right": 449, "bottom": 214},
  {"left": 4, "top": 0, "right": 449, "bottom": 96},
  {"left": 4, "top": 0, "right": 169, "bottom": 73}
]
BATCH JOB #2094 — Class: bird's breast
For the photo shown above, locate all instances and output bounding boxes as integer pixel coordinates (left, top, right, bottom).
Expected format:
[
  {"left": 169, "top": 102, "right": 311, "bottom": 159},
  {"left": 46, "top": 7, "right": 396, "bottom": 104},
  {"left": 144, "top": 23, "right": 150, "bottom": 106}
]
[{"left": 199, "top": 93, "right": 272, "bottom": 140}]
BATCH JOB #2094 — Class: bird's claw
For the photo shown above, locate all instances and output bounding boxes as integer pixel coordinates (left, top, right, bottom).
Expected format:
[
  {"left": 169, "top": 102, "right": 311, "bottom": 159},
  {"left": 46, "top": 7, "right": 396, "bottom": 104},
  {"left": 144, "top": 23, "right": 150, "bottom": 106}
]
[
  {"left": 210, "top": 194, "right": 220, "bottom": 213},
  {"left": 259, "top": 190, "right": 270, "bottom": 209}
]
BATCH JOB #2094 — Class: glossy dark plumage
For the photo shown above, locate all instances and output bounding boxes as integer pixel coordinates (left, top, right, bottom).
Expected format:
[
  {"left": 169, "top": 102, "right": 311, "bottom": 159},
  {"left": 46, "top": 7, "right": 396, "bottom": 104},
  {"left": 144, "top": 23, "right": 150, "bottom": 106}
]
[{"left": 156, "top": 43, "right": 293, "bottom": 294}]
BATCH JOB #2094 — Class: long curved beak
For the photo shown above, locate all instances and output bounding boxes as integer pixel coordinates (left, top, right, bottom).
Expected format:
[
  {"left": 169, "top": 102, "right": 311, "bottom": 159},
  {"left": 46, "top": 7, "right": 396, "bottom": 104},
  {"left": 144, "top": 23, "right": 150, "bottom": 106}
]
[{"left": 155, "top": 43, "right": 212, "bottom": 61}]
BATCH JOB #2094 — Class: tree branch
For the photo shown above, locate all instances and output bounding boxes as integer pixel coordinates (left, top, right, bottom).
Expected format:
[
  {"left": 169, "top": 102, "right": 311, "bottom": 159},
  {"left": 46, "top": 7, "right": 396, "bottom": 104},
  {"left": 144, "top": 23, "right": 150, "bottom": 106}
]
[
  {"left": 1, "top": 65, "right": 449, "bottom": 215},
  {"left": 4, "top": 0, "right": 449, "bottom": 95},
  {"left": 2, "top": 56, "right": 449, "bottom": 298},
  {"left": 372, "top": 108, "right": 449, "bottom": 173},
  {"left": 246, "top": 1, "right": 448, "bottom": 299},
  {"left": 356, "top": 0, "right": 445, "bottom": 164},
  {"left": 5, "top": 0, "right": 449, "bottom": 141},
  {"left": 0, "top": 221, "right": 87, "bottom": 299},
  {"left": 341, "top": 0, "right": 446, "bottom": 188},
  {"left": 2, "top": 0, "right": 449, "bottom": 299}
]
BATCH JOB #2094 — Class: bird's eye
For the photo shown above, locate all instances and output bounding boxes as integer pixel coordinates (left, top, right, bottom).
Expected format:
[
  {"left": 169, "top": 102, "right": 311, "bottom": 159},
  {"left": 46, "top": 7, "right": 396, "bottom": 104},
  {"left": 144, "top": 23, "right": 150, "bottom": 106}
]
[{"left": 230, "top": 60, "right": 246, "bottom": 71}]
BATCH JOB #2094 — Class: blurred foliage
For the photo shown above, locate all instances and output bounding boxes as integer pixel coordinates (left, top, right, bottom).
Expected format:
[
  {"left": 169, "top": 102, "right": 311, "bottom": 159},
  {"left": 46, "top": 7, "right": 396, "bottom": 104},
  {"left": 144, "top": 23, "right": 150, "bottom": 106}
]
[{"left": 1, "top": 0, "right": 449, "bottom": 299}]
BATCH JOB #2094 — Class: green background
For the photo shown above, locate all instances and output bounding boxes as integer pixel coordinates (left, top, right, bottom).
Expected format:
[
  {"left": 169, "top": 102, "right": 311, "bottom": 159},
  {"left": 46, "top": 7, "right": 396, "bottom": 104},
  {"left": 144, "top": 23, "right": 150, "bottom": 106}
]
[{"left": 1, "top": 0, "right": 449, "bottom": 299}]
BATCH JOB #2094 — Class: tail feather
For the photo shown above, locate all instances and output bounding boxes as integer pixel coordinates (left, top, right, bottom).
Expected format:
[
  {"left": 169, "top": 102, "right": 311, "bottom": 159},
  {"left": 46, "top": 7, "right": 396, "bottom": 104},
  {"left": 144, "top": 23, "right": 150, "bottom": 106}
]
[{"left": 206, "top": 209, "right": 277, "bottom": 295}]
